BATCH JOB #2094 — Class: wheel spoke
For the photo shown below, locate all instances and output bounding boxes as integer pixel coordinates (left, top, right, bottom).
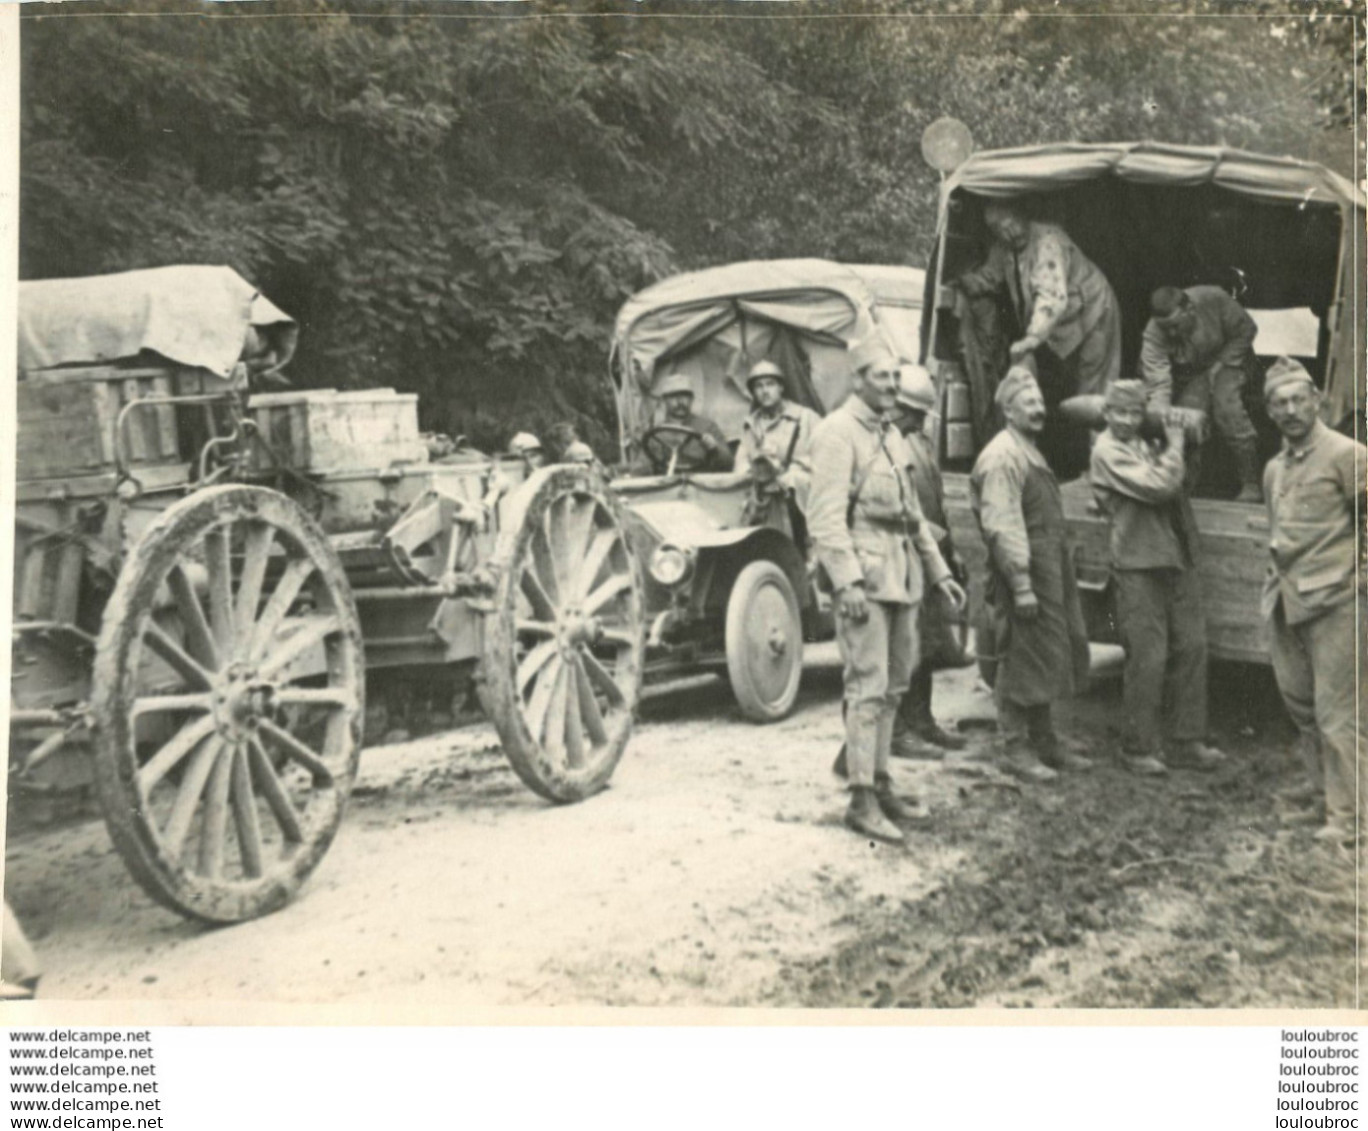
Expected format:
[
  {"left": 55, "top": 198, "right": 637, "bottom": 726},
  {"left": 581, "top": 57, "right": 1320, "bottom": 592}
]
[
  {"left": 523, "top": 655, "right": 564, "bottom": 741},
  {"left": 257, "top": 718, "right": 335, "bottom": 786},
  {"left": 563, "top": 669, "right": 586, "bottom": 768},
  {"left": 248, "top": 737, "right": 304, "bottom": 844},
  {"left": 573, "top": 527, "right": 618, "bottom": 603},
  {"left": 144, "top": 622, "right": 215, "bottom": 691},
  {"left": 167, "top": 565, "right": 219, "bottom": 670},
  {"left": 529, "top": 526, "right": 561, "bottom": 610},
  {"left": 545, "top": 497, "right": 572, "bottom": 598},
  {"left": 272, "top": 686, "right": 358, "bottom": 712},
  {"left": 132, "top": 692, "right": 215, "bottom": 718},
  {"left": 565, "top": 497, "right": 597, "bottom": 574},
  {"left": 137, "top": 714, "right": 219, "bottom": 794},
  {"left": 248, "top": 557, "right": 316, "bottom": 662},
  {"left": 197, "top": 741, "right": 234, "bottom": 879},
  {"left": 229, "top": 742, "right": 265, "bottom": 879},
  {"left": 258, "top": 614, "right": 342, "bottom": 680},
  {"left": 517, "top": 639, "right": 559, "bottom": 696},
  {"left": 571, "top": 658, "right": 609, "bottom": 746},
  {"left": 543, "top": 662, "right": 569, "bottom": 752},
  {"left": 580, "top": 649, "right": 626, "bottom": 708},
  {"left": 520, "top": 568, "right": 557, "bottom": 623},
  {"left": 235, "top": 521, "right": 275, "bottom": 641},
  {"left": 205, "top": 526, "right": 236, "bottom": 654},
  {"left": 583, "top": 573, "right": 631, "bottom": 617},
  {"left": 160, "top": 736, "right": 222, "bottom": 861}
]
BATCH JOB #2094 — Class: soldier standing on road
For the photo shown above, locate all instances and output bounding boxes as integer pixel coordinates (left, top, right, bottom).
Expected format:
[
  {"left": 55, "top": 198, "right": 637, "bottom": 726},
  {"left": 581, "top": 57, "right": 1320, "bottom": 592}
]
[
  {"left": 889, "top": 364, "right": 969, "bottom": 759},
  {"left": 971, "top": 367, "right": 1092, "bottom": 783},
  {"left": 1089, "top": 380, "right": 1226, "bottom": 776},
  {"left": 1261, "top": 358, "right": 1366, "bottom": 849},
  {"left": 809, "top": 340, "right": 966, "bottom": 844},
  {"left": 1140, "top": 285, "right": 1265, "bottom": 502}
]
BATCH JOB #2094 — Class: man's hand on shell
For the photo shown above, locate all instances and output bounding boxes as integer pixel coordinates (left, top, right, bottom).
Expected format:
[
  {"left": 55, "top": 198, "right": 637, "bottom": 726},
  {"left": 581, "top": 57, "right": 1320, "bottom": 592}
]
[{"left": 936, "top": 576, "right": 967, "bottom": 612}]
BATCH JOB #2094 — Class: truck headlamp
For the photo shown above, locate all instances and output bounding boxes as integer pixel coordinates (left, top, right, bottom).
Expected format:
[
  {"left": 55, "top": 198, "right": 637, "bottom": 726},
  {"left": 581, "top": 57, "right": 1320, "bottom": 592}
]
[{"left": 648, "top": 544, "right": 693, "bottom": 587}]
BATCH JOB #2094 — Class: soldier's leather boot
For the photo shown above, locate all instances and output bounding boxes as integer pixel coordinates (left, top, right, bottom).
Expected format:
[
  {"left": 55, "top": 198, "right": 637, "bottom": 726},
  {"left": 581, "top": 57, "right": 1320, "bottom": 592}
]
[
  {"left": 1232, "top": 440, "right": 1264, "bottom": 503},
  {"left": 1166, "top": 739, "right": 1226, "bottom": 772},
  {"left": 844, "top": 786, "right": 905, "bottom": 845},
  {"left": 874, "top": 772, "right": 919, "bottom": 823},
  {"left": 998, "top": 742, "right": 1058, "bottom": 784},
  {"left": 914, "top": 721, "right": 967, "bottom": 751},
  {"left": 891, "top": 725, "right": 944, "bottom": 762}
]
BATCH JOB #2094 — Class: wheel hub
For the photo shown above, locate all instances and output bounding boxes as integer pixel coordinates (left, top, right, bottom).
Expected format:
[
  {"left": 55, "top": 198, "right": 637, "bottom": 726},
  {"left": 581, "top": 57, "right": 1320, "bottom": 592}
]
[
  {"left": 766, "top": 626, "right": 788, "bottom": 658},
  {"left": 557, "top": 605, "right": 602, "bottom": 651},
  {"left": 214, "top": 663, "right": 276, "bottom": 739}
]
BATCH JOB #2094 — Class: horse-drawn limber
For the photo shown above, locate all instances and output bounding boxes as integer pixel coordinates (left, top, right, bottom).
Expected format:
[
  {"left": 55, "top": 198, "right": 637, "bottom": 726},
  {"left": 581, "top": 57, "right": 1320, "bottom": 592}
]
[{"left": 10, "top": 266, "right": 644, "bottom": 923}]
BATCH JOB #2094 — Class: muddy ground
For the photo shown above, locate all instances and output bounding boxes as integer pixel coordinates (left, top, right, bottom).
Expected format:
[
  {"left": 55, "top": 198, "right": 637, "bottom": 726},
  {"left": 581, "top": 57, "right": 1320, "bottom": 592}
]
[{"left": 4, "top": 646, "right": 1361, "bottom": 1010}]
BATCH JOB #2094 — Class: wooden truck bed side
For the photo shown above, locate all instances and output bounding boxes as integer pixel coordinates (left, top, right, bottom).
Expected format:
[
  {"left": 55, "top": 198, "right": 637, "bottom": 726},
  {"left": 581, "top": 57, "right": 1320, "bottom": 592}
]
[{"left": 942, "top": 471, "right": 1271, "bottom": 666}]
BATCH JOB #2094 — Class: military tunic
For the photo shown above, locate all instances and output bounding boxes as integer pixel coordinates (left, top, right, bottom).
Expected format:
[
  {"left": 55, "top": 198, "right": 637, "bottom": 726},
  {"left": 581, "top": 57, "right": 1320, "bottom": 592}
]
[
  {"left": 809, "top": 395, "right": 951, "bottom": 788},
  {"left": 1262, "top": 420, "right": 1367, "bottom": 830},
  {"left": 734, "top": 400, "right": 821, "bottom": 509}
]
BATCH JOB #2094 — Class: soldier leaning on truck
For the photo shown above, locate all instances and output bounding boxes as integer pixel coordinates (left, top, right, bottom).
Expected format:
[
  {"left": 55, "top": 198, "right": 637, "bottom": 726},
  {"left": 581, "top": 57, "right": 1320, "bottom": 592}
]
[
  {"left": 808, "top": 338, "right": 966, "bottom": 845},
  {"left": 971, "top": 367, "right": 1092, "bottom": 784},
  {"left": 1139, "top": 285, "right": 1264, "bottom": 503},
  {"left": 1261, "top": 357, "right": 1367, "bottom": 850},
  {"left": 1089, "top": 380, "right": 1226, "bottom": 777}
]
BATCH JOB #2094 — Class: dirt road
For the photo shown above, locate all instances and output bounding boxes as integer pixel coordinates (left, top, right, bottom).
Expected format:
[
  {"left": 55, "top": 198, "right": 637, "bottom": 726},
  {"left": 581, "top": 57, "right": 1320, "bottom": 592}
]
[{"left": 4, "top": 647, "right": 1360, "bottom": 1009}]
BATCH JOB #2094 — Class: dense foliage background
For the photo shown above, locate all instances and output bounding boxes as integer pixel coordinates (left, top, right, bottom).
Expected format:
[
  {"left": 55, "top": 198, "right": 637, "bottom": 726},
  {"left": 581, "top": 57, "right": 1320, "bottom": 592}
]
[{"left": 20, "top": 0, "right": 1363, "bottom": 453}]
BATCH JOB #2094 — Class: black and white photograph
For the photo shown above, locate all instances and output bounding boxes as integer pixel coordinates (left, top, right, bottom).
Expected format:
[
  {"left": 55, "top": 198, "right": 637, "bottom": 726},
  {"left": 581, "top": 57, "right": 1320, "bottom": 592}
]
[{"left": 1, "top": 0, "right": 1363, "bottom": 1019}]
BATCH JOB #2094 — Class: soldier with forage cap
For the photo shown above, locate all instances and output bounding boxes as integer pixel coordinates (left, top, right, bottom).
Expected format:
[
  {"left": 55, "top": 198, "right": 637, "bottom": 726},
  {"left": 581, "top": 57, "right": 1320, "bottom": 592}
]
[
  {"left": 971, "top": 366, "right": 1092, "bottom": 782},
  {"left": 1261, "top": 357, "right": 1367, "bottom": 848},
  {"left": 889, "top": 364, "right": 969, "bottom": 757},
  {"left": 809, "top": 338, "right": 966, "bottom": 842},
  {"left": 1090, "top": 379, "right": 1225, "bottom": 775}
]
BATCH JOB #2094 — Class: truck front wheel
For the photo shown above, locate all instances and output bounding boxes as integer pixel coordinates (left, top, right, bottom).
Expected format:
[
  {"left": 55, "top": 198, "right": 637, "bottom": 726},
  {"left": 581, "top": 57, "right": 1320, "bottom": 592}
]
[{"left": 725, "top": 560, "right": 803, "bottom": 722}]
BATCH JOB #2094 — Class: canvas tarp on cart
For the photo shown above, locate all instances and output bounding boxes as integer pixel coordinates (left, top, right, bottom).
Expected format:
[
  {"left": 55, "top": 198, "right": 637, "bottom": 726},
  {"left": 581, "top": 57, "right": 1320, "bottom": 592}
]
[
  {"left": 18, "top": 265, "right": 298, "bottom": 379},
  {"left": 936, "top": 142, "right": 1365, "bottom": 427}
]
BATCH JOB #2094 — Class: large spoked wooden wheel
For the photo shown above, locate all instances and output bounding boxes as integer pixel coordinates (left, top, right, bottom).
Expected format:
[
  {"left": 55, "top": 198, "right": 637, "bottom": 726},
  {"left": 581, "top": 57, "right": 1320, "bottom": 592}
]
[
  {"left": 91, "top": 485, "right": 364, "bottom": 924},
  {"left": 479, "top": 466, "right": 644, "bottom": 802}
]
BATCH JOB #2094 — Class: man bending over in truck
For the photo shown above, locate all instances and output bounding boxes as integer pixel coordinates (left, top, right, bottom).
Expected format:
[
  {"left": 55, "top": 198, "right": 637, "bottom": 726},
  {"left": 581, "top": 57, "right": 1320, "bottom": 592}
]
[{"left": 1140, "top": 285, "right": 1264, "bottom": 503}]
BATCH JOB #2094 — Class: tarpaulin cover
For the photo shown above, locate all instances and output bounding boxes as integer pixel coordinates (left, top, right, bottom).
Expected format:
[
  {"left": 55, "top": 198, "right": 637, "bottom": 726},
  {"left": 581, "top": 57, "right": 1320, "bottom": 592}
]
[
  {"left": 18, "top": 265, "right": 298, "bottom": 378},
  {"left": 941, "top": 142, "right": 1365, "bottom": 211},
  {"left": 611, "top": 259, "right": 925, "bottom": 448}
]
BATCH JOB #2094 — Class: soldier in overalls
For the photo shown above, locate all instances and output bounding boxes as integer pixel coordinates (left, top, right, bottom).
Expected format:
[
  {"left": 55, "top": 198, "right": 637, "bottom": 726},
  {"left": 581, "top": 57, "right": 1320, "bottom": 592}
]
[
  {"left": 971, "top": 367, "right": 1092, "bottom": 783},
  {"left": 809, "top": 340, "right": 967, "bottom": 843}
]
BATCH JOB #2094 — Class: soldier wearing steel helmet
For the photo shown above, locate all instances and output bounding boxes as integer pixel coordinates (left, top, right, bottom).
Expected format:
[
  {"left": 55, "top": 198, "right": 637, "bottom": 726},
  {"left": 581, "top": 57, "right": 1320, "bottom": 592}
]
[
  {"left": 507, "top": 431, "right": 546, "bottom": 473},
  {"left": 888, "top": 364, "right": 970, "bottom": 758},
  {"left": 734, "top": 359, "right": 821, "bottom": 511},
  {"left": 640, "top": 371, "right": 732, "bottom": 473}
]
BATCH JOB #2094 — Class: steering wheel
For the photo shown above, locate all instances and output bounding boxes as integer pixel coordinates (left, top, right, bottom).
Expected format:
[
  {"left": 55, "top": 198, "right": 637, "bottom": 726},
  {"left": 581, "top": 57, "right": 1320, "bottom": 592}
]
[{"left": 640, "top": 424, "right": 711, "bottom": 476}]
